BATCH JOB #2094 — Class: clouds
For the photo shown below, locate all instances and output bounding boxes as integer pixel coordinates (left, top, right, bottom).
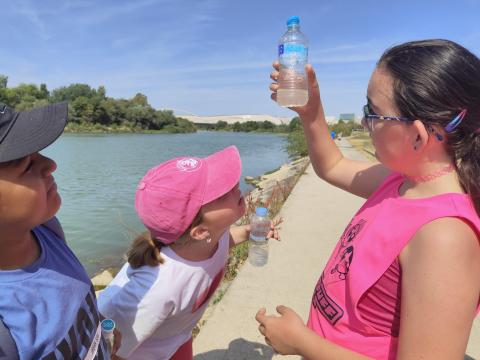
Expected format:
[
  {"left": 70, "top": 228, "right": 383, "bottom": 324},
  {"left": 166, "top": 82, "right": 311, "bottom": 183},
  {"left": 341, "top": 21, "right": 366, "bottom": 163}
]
[{"left": 1, "top": 0, "right": 479, "bottom": 117}]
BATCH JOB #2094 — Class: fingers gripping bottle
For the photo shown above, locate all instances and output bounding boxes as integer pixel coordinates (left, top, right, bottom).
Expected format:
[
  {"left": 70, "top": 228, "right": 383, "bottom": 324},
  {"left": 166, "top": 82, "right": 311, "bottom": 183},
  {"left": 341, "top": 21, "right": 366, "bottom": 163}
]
[
  {"left": 249, "top": 207, "right": 270, "bottom": 267},
  {"left": 101, "top": 319, "right": 115, "bottom": 354},
  {"left": 277, "top": 16, "right": 309, "bottom": 107}
]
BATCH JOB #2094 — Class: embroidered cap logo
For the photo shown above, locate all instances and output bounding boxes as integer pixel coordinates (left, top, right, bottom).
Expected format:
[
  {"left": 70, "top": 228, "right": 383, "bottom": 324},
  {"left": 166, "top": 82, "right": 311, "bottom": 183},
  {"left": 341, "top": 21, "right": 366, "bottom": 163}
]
[{"left": 176, "top": 158, "right": 202, "bottom": 172}]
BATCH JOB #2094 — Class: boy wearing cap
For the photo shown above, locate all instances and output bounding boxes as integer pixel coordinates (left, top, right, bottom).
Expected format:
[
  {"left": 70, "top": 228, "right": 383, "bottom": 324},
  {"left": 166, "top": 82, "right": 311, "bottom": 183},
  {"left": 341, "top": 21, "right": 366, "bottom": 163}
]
[
  {"left": 98, "top": 146, "right": 279, "bottom": 360},
  {"left": 0, "top": 103, "right": 111, "bottom": 359}
]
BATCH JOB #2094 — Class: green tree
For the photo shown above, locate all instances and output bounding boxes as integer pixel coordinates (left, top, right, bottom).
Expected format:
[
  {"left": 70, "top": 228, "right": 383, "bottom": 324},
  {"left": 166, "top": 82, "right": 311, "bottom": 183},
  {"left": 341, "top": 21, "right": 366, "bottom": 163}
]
[
  {"left": 97, "top": 86, "right": 106, "bottom": 99},
  {"left": 288, "top": 117, "right": 301, "bottom": 132},
  {"left": 50, "top": 84, "right": 95, "bottom": 103},
  {"left": 0, "top": 75, "right": 7, "bottom": 89},
  {"left": 260, "top": 120, "right": 275, "bottom": 131},
  {"left": 232, "top": 122, "right": 242, "bottom": 132},
  {"left": 286, "top": 128, "right": 308, "bottom": 158},
  {"left": 131, "top": 93, "right": 149, "bottom": 107},
  {"left": 39, "top": 84, "right": 49, "bottom": 99},
  {"left": 215, "top": 120, "right": 228, "bottom": 130}
]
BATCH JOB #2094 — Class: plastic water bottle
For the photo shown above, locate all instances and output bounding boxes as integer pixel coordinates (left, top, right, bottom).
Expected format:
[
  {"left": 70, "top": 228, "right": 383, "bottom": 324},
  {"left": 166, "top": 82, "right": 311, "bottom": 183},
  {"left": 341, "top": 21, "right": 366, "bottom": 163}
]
[
  {"left": 249, "top": 207, "right": 270, "bottom": 266},
  {"left": 101, "top": 319, "right": 115, "bottom": 354},
  {"left": 277, "top": 16, "right": 309, "bottom": 107}
]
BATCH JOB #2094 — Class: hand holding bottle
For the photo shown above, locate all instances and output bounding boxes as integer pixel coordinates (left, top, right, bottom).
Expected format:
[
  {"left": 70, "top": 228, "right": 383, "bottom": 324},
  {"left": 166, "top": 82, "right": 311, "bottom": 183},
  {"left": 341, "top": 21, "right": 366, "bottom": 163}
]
[{"left": 270, "top": 61, "right": 324, "bottom": 122}]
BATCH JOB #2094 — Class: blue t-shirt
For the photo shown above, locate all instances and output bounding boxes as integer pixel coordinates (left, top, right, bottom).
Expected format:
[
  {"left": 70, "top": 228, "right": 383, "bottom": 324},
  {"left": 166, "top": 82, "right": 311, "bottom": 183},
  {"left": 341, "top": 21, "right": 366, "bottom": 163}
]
[{"left": 0, "top": 225, "right": 108, "bottom": 359}]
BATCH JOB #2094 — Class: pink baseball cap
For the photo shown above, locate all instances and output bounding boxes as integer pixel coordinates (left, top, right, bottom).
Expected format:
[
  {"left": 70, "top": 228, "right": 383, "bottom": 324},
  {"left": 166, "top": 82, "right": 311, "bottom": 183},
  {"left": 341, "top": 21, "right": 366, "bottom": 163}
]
[{"left": 135, "top": 145, "right": 242, "bottom": 244}]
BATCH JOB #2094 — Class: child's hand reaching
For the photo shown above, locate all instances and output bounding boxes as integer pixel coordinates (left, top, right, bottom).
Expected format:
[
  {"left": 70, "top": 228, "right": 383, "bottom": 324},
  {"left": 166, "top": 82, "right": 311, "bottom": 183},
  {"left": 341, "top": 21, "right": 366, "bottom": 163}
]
[
  {"left": 230, "top": 218, "right": 282, "bottom": 247},
  {"left": 267, "top": 217, "right": 283, "bottom": 241}
]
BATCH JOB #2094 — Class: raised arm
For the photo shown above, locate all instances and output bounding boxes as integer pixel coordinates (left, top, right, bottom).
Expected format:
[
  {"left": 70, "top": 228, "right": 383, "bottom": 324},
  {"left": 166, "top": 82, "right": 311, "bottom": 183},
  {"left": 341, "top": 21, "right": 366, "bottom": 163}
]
[{"left": 270, "top": 62, "right": 390, "bottom": 199}]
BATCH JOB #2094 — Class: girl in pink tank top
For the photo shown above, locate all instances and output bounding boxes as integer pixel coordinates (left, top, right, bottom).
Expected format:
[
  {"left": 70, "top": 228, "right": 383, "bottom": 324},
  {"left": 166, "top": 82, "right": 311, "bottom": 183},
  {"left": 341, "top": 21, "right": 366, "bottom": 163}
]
[{"left": 256, "top": 39, "right": 480, "bottom": 359}]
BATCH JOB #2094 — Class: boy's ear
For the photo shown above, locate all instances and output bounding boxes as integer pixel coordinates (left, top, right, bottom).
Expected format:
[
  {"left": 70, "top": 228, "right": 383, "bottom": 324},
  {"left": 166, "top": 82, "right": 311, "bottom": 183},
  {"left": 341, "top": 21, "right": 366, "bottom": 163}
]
[
  {"left": 189, "top": 225, "right": 210, "bottom": 242},
  {"left": 411, "top": 120, "right": 429, "bottom": 150}
]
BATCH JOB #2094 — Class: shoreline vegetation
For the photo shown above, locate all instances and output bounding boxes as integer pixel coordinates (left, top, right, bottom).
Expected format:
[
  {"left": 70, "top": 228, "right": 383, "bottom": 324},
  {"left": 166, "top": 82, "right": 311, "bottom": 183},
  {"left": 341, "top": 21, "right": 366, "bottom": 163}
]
[{"left": 0, "top": 74, "right": 294, "bottom": 135}]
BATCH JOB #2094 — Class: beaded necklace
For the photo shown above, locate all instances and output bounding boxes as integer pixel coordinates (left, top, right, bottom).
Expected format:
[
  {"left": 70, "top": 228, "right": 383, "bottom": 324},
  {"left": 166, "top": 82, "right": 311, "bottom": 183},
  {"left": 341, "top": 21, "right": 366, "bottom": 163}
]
[{"left": 406, "top": 164, "right": 455, "bottom": 183}]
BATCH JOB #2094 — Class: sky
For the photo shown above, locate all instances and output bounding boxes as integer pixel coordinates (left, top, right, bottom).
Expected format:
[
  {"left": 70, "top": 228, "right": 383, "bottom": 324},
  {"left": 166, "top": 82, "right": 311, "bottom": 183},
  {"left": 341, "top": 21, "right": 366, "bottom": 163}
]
[{"left": 1, "top": 0, "right": 479, "bottom": 119}]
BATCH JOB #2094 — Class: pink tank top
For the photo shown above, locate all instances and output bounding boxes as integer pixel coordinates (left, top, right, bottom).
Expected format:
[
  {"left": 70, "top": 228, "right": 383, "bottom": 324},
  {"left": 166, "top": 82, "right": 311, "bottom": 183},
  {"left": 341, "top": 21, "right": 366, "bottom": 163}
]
[{"left": 307, "top": 172, "right": 480, "bottom": 360}]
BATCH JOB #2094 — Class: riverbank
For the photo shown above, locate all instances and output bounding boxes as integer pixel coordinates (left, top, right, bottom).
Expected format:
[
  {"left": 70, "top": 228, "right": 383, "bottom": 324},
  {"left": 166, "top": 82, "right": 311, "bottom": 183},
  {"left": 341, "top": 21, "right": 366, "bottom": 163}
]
[{"left": 65, "top": 123, "right": 195, "bottom": 134}]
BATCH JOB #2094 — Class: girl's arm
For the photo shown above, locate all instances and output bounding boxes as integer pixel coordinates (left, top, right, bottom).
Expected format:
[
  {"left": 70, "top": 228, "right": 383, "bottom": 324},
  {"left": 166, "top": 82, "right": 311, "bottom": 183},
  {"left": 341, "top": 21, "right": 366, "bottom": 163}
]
[
  {"left": 255, "top": 306, "right": 371, "bottom": 359},
  {"left": 396, "top": 217, "right": 480, "bottom": 359},
  {"left": 270, "top": 62, "right": 390, "bottom": 199},
  {"left": 229, "top": 225, "right": 250, "bottom": 248}
]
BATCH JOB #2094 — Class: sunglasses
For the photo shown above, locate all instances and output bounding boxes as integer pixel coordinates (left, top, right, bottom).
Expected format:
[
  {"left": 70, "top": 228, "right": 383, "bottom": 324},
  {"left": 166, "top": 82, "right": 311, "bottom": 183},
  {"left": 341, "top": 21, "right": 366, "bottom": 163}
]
[{"left": 362, "top": 104, "right": 413, "bottom": 132}]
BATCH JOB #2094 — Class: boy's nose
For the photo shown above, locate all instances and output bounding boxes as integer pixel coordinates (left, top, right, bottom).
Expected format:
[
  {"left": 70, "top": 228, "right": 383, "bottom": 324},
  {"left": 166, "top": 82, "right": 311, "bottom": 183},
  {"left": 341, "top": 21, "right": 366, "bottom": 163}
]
[{"left": 39, "top": 154, "right": 57, "bottom": 176}]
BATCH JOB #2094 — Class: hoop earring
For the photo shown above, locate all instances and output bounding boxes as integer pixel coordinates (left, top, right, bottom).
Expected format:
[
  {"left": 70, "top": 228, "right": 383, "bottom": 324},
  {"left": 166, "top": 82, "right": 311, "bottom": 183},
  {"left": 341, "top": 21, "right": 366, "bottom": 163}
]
[{"left": 206, "top": 237, "right": 212, "bottom": 243}]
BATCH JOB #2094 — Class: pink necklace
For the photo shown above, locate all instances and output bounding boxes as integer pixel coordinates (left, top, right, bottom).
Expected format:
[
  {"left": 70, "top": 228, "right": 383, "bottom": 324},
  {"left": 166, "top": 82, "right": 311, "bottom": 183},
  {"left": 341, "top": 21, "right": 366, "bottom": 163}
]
[{"left": 407, "top": 164, "right": 456, "bottom": 183}]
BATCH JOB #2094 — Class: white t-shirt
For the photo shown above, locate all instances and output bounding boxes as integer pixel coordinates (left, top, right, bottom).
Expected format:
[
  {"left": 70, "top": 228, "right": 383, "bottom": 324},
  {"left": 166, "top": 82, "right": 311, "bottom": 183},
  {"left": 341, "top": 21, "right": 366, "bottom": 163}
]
[{"left": 98, "top": 231, "right": 230, "bottom": 359}]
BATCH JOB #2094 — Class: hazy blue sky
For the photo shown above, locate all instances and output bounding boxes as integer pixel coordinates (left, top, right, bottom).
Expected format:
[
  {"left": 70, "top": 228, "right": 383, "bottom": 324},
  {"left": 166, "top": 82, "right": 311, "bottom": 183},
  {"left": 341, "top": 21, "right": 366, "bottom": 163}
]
[{"left": 1, "top": 0, "right": 479, "bottom": 118}]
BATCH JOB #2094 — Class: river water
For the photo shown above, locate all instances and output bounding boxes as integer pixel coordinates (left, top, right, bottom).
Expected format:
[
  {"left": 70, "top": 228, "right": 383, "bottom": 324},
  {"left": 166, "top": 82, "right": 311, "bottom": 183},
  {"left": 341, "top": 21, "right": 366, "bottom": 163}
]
[{"left": 42, "top": 131, "right": 290, "bottom": 275}]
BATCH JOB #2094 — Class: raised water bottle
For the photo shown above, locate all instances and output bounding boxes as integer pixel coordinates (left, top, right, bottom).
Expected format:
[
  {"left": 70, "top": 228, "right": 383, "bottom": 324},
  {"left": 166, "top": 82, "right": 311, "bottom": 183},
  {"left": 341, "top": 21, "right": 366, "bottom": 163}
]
[
  {"left": 101, "top": 318, "right": 115, "bottom": 354},
  {"left": 249, "top": 207, "right": 270, "bottom": 267},
  {"left": 277, "top": 16, "right": 309, "bottom": 107}
]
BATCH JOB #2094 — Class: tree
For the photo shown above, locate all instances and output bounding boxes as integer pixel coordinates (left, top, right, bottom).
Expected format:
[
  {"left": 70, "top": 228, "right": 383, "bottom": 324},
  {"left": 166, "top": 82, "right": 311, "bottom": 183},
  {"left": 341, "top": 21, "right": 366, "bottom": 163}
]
[
  {"left": 288, "top": 117, "right": 301, "bottom": 132},
  {"left": 232, "top": 122, "right": 242, "bottom": 132},
  {"left": 131, "top": 93, "right": 149, "bottom": 107},
  {"left": 260, "top": 120, "right": 275, "bottom": 130},
  {"left": 0, "top": 75, "right": 7, "bottom": 89},
  {"left": 50, "top": 84, "right": 95, "bottom": 103},
  {"left": 39, "top": 84, "right": 49, "bottom": 99},
  {"left": 97, "top": 86, "right": 106, "bottom": 99},
  {"left": 215, "top": 120, "right": 228, "bottom": 130},
  {"left": 286, "top": 128, "right": 308, "bottom": 158}
]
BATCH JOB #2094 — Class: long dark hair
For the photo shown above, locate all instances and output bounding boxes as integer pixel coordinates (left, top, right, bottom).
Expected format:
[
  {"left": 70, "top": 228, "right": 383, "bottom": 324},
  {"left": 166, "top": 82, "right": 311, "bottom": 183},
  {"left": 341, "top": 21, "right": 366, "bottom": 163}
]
[{"left": 378, "top": 39, "right": 480, "bottom": 216}]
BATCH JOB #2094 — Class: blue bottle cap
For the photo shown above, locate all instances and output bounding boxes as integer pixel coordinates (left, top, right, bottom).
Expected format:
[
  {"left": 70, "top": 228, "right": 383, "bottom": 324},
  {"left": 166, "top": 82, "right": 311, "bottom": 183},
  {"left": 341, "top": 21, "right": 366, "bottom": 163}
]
[
  {"left": 255, "top": 207, "right": 268, "bottom": 216},
  {"left": 101, "top": 319, "right": 115, "bottom": 332},
  {"left": 287, "top": 16, "right": 300, "bottom": 26}
]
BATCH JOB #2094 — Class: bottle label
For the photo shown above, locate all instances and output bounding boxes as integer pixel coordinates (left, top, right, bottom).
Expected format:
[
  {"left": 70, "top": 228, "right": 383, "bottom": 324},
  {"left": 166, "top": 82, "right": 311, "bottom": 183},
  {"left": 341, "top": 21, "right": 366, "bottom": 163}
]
[{"left": 278, "top": 43, "right": 308, "bottom": 65}]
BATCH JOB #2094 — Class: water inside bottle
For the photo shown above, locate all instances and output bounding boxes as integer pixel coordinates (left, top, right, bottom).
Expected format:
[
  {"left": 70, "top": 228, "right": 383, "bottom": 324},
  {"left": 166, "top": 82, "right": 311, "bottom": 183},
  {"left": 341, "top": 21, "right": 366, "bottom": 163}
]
[
  {"left": 277, "top": 89, "right": 308, "bottom": 107},
  {"left": 277, "top": 69, "right": 308, "bottom": 107},
  {"left": 249, "top": 241, "right": 269, "bottom": 266}
]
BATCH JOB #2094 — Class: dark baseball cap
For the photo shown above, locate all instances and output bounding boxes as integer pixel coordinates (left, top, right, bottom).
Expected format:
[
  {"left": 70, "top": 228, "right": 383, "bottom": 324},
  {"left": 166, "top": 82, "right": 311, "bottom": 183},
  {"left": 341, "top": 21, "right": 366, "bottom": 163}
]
[{"left": 0, "top": 102, "right": 68, "bottom": 163}]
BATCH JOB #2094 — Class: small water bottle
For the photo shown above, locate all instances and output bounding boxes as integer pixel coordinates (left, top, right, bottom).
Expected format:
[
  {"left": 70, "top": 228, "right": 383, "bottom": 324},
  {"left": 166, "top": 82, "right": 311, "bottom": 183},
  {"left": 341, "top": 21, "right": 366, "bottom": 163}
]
[
  {"left": 249, "top": 207, "right": 270, "bottom": 267},
  {"left": 101, "top": 319, "right": 115, "bottom": 354},
  {"left": 277, "top": 16, "right": 309, "bottom": 107}
]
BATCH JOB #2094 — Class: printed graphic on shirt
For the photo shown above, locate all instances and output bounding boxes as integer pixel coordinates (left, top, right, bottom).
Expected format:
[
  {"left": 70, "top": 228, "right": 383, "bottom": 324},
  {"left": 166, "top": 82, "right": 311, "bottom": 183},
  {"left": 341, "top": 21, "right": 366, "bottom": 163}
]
[
  {"left": 312, "top": 219, "right": 366, "bottom": 325},
  {"left": 192, "top": 269, "right": 225, "bottom": 313},
  {"left": 325, "top": 219, "right": 366, "bottom": 284},
  {"left": 41, "top": 286, "right": 108, "bottom": 360},
  {"left": 311, "top": 273, "right": 344, "bottom": 325}
]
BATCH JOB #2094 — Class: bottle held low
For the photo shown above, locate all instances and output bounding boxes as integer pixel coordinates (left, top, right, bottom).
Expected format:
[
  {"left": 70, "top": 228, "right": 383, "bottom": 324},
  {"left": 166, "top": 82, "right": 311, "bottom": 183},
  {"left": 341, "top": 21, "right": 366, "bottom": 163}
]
[
  {"left": 101, "top": 318, "right": 115, "bottom": 354},
  {"left": 249, "top": 207, "right": 270, "bottom": 267}
]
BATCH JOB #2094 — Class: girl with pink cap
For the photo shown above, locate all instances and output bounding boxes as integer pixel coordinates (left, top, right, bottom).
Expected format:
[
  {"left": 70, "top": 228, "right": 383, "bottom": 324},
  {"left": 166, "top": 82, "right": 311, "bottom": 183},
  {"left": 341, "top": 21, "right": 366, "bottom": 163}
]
[{"left": 98, "top": 146, "right": 278, "bottom": 360}]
